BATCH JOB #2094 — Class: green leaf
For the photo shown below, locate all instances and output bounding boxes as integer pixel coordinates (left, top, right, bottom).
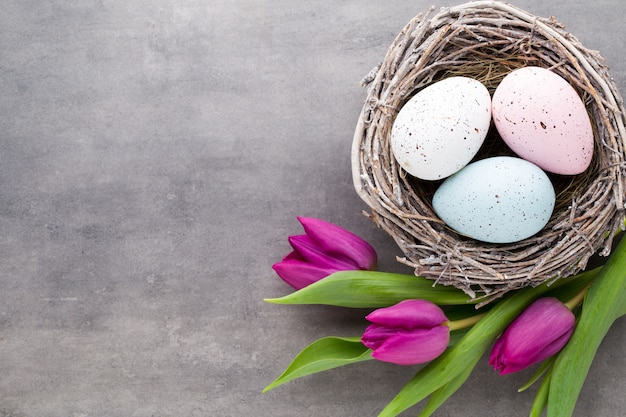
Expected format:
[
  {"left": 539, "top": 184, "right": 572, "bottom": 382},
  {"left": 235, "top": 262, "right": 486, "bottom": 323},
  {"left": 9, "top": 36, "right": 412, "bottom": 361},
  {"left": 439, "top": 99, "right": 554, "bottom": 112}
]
[
  {"left": 529, "top": 365, "right": 552, "bottom": 417},
  {"left": 265, "top": 270, "right": 475, "bottom": 308},
  {"left": 417, "top": 354, "right": 481, "bottom": 417},
  {"left": 447, "top": 328, "right": 470, "bottom": 347},
  {"left": 547, "top": 235, "right": 626, "bottom": 417},
  {"left": 262, "top": 336, "right": 372, "bottom": 393},
  {"left": 518, "top": 356, "right": 556, "bottom": 393},
  {"left": 542, "top": 267, "right": 600, "bottom": 303}
]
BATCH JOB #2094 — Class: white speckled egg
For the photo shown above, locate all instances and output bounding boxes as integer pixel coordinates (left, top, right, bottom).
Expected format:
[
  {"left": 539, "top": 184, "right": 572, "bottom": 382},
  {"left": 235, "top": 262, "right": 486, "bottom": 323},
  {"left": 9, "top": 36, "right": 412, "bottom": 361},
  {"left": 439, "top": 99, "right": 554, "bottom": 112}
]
[
  {"left": 391, "top": 77, "right": 492, "bottom": 180},
  {"left": 492, "top": 66, "right": 594, "bottom": 175},
  {"left": 432, "top": 156, "right": 555, "bottom": 243}
]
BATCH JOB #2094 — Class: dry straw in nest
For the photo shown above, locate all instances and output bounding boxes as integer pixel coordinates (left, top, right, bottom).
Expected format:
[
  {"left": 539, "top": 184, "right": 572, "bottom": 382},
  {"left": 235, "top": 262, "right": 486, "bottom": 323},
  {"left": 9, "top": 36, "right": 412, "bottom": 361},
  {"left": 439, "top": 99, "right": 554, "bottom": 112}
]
[{"left": 351, "top": 1, "right": 626, "bottom": 303}]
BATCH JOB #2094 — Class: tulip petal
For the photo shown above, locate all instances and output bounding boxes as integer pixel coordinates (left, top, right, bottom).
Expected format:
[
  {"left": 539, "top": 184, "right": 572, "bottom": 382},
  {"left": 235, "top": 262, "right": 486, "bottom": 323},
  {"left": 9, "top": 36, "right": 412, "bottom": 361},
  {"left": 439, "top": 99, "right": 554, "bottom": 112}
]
[
  {"left": 500, "top": 299, "right": 574, "bottom": 358},
  {"left": 297, "top": 217, "right": 377, "bottom": 270},
  {"left": 365, "top": 299, "right": 448, "bottom": 329},
  {"left": 371, "top": 326, "right": 450, "bottom": 366},
  {"left": 288, "top": 234, "right": 356, "bottom": 270},
  {"left": 272, "top": 258, "right": 337, "bottom": 290},
  {"left": 361, "top": 323, "right": 401, "bottom": 350},
  {"left": 522, "top": 327, "right": 574, "bottom": 370},
  {"left": 489, "top": 297, "right": 575, "bottom": 375},
  {"left": 488, "top": 337, "right": 507, "bottom": 372}
]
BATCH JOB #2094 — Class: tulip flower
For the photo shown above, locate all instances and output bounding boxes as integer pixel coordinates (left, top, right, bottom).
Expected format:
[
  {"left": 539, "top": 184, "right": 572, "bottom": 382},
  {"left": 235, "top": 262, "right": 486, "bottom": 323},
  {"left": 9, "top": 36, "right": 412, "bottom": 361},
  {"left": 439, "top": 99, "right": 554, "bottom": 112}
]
[
  {"left": 272, "top": 217, "right": 377, "bottom": 290},
  {"left": 489, "top": 297, "right": 576, "bottom": 375},
  {"left": 361, "top": 299, "right": 450, "bottom": 365}
]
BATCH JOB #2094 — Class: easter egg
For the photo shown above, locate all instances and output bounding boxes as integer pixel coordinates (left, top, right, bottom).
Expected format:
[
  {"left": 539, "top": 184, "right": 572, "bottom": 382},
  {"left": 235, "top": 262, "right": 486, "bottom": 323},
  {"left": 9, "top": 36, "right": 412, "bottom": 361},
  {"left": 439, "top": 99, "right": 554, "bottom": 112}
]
[
  {"left": 432, "top": 156, "right": 555, "bottom": 244},
  {"left": 492, "top": 66, "right": 594, "bottom": 175},
  {"left": 390, "top": 76, "right": 492, "bottom": 180}
]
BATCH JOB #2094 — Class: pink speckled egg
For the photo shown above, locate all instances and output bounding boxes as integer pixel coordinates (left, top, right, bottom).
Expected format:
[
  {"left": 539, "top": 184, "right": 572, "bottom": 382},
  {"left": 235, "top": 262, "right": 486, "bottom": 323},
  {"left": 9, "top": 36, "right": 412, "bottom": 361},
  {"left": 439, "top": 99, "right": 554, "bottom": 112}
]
[{"left": 492, "top": 67, "right": 594, "bottom": 175}]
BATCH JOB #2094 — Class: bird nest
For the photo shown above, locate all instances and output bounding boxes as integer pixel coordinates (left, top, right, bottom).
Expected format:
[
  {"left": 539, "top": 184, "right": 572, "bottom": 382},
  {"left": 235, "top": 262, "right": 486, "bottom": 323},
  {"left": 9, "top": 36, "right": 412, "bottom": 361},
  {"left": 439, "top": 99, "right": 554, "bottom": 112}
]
[{"left": 351, "top": 0, "right": 626, "bottom": 301}]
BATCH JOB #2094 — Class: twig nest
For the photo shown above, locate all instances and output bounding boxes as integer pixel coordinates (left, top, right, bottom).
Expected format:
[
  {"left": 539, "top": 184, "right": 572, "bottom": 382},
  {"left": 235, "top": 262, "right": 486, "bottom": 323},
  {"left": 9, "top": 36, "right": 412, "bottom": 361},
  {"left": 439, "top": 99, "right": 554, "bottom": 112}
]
[{"left": 351, "top": 1, "right": 626, "bottom": 302}]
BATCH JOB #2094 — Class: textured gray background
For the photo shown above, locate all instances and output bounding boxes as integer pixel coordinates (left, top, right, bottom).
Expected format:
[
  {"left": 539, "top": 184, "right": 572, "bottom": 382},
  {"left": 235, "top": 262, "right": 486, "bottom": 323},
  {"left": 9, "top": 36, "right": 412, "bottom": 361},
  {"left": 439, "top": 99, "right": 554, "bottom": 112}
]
[{"left": 1, "top": 1, "right": 625, "bottom": 416}]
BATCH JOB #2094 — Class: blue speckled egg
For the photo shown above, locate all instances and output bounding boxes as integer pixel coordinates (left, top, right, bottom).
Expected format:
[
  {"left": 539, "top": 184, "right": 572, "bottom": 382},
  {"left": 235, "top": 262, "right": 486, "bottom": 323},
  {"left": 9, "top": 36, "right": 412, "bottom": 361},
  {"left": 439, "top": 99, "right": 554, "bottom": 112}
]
[{"left": 432, "top": 156, "right": 555, "bottom": 243}]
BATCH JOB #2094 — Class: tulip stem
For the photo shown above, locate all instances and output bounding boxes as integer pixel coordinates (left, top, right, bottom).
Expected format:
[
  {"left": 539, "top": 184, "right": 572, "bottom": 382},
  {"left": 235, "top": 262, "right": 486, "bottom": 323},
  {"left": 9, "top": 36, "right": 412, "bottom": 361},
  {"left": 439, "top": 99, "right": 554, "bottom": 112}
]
[
  {"left": 447, "top": 312, "right": 487, "bottom": 331},
  {"left": 564, "top": 283, "right": 591, "bottom": 311}
]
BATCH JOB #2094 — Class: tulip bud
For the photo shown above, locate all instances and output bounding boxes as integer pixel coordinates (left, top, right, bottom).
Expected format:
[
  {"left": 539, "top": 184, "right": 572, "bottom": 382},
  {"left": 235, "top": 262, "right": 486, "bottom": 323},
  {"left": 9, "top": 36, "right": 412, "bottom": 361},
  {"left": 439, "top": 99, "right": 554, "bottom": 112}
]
[
  {"left": 489, "top": 297, "right": 576, "bottom": 375},
  {"left": 361, "top": 299, "right": 450, "bottom": 366},
  {"left": 272, "top": 217, "right": 377, "bottom": 290}
]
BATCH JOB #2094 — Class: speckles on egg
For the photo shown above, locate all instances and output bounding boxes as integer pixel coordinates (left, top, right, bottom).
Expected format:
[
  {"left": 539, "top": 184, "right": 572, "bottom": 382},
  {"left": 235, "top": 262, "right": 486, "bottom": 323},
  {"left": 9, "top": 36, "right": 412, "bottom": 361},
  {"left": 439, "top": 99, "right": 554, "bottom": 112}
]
[
  {"left": 390, "top": 76, "right": 492, "bottom": 181},
  {"left": 432, "top": 157, "right": 555, "bottom": 244},
  {"left": 492, "top": 67, "right": 594, "bottom": 175}
]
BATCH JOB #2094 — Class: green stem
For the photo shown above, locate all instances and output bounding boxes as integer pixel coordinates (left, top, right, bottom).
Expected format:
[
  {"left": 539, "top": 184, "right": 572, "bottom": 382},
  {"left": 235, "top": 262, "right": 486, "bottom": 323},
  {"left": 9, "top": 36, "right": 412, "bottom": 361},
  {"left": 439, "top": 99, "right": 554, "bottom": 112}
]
[
  {"left": 563, "top": 283, "right": 590, "bottom": 311},
  {"left": 447, "top": 313, "right": 486, "bottom": 331}
]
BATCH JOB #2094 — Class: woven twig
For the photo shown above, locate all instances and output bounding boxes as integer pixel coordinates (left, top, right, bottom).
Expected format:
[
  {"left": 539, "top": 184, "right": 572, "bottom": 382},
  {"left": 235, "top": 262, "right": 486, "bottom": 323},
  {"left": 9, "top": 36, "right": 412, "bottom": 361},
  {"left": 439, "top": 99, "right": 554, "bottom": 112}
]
[{"left": 351, "top": 1, "right": 626, "bottom": 303}]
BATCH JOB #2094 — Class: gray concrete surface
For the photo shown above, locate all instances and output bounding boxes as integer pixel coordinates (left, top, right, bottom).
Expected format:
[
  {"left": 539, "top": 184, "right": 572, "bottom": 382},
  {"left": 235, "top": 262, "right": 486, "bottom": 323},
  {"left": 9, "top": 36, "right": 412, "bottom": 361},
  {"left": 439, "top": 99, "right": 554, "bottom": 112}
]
[{"left": 1, "top": 1, "right": 625, "bottom": 416}]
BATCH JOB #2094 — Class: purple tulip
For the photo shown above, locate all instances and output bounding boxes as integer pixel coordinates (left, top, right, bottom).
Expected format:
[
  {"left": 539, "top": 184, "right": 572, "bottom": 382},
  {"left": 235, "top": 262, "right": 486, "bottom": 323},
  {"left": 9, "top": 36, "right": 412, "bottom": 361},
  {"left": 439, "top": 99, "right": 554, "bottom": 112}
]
[
  {"left": 489, "top": 297, "right": 576, "bottom": 375},
  {"left": 361, "top": 299, "right": 450, "bottom": 366},
  {"left": 272, "top": 217, "right": 377, "bottom": 290}
]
